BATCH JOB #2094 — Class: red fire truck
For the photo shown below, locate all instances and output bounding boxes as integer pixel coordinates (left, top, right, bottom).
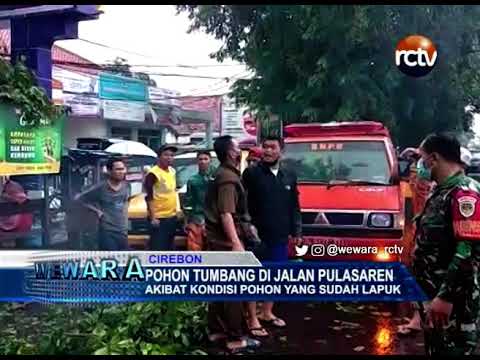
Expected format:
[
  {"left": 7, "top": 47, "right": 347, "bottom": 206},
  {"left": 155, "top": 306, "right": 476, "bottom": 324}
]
[{"left": 282, "top": 121, "right": 405, "bottom": 261}]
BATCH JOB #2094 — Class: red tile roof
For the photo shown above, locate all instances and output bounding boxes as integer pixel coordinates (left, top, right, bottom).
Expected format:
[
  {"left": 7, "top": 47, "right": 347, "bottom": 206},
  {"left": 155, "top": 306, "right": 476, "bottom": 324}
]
[{"left": 0, "top": 29, "right": 99, "bottom": 75}]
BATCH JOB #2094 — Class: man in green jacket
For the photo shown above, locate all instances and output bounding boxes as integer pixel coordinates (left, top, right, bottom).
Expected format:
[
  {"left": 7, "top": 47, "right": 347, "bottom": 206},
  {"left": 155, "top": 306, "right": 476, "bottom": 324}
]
[{"left": 184, "top": 151, "right": 214, "bottom": 250}]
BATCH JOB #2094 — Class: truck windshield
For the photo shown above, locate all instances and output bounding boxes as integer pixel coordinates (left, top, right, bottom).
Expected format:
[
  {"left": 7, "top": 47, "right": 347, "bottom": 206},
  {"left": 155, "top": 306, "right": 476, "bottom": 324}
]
[{"left": 282, "top": 141, "right": 391, "bottom": 185}]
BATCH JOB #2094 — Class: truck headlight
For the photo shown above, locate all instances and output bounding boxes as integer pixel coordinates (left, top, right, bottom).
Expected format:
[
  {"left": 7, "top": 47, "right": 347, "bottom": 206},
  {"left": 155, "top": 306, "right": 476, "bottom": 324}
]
[{"left": 369, "top": 213, "right": 393, "bottom": 228}]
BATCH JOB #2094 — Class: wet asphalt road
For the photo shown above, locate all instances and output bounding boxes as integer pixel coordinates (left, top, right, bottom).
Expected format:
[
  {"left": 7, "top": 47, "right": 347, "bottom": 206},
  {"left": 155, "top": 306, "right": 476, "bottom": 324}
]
[
  {"left": 208, "top": 302, "right": 427, "bottom": 355},
  {"left": 273, "top": 302, "right": 424, "bottom": 355}
]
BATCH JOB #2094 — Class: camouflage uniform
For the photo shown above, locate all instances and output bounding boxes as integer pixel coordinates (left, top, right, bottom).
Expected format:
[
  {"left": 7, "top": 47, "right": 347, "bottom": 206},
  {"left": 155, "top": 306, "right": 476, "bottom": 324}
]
[{"left": 413, "top": 171, "right": 480, "bottom": 355}]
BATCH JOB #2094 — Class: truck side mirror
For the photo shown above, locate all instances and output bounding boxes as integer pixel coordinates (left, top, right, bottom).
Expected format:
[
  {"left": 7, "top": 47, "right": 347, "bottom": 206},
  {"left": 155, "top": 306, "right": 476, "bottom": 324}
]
[{"left": 398, "top": 158, "right": 411, "bottom": 178}]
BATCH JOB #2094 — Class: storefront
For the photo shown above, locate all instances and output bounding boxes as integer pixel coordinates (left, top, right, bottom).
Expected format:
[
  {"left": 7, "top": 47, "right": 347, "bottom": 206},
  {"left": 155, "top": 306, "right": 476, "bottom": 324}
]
[
  {"left": 98, "top": 72, "right": 165, "bottom": 148},
  {"left": 108, "top": 119, "right": 164, "bottom": 150},
  {"left": 148, "top": 86, "right": 181, "bottom": 146},
  {"left": 0, "top": 5, "right": 100, "bottom": 248},
  {"left": 52, "top": 67, "right": 104, "bottom": 148}
]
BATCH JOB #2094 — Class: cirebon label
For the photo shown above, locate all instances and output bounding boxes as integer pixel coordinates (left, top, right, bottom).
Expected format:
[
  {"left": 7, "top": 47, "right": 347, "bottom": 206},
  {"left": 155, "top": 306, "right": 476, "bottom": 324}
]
[{"left": 395, "top": 35, "right": 437, "bottom": 77}]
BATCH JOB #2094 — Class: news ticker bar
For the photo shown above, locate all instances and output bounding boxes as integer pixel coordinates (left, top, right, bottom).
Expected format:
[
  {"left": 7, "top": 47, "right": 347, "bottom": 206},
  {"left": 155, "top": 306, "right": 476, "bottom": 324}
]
[
  {"left": 0, "top": 251, "right": 261, "bottom": 268},
  {"left": 0, "top": 251, "right": 428, "bottom": 304}
]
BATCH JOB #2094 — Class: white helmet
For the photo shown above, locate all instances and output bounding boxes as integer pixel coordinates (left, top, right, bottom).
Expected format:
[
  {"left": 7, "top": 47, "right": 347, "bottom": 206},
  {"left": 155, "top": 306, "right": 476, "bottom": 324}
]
[{"left": 461, "top": 147, "right": 472, "bottom": 167}]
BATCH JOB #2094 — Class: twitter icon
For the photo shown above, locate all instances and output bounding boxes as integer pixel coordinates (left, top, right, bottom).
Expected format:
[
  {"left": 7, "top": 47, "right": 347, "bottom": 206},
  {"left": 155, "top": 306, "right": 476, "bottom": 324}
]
[{"left": 295, "top": 245, "right": 309, "bottom": 257}]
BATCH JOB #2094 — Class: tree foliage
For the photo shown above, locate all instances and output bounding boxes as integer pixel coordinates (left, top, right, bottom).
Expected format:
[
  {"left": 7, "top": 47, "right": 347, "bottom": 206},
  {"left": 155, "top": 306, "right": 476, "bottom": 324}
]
[
  {"left": 178, "top": 5, "right": 480, "bottom": 146},
  {"left": 0, "top": 57, "right": 64, "bottom": 126},
  {"left": 104, "top": 56, "right": 132, "bottom": 77},
  {"left": 0, "top": 302, "right": 207, "bottom": 355}
]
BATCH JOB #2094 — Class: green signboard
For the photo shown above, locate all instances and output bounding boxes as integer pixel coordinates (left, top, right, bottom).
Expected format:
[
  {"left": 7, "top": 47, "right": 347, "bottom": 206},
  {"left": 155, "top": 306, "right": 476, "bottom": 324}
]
[
  {"left": 0, "top": 103, "right": 64, "bottom": 175},
  {"left": 99, "top": 72, "right": 147, "bottom": 102}
]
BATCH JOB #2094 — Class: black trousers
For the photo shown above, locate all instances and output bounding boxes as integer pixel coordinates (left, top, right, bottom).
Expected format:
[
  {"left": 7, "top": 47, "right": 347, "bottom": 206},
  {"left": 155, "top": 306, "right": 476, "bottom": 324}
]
[
  {"left": 149, "top": 216, "right": 178, "bottom": 250},
  {"left": 98, "top": 227, "right": 128, "bottom": 251},
  {"left": 208, "top": 301, "right": 245, "bottom": 341}
]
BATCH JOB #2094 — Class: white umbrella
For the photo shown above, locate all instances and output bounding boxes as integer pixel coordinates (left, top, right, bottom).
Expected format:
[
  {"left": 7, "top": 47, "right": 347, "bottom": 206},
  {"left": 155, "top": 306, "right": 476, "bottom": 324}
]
[{"left": 105, "top": 140, "right": 157, "bottom": 157}]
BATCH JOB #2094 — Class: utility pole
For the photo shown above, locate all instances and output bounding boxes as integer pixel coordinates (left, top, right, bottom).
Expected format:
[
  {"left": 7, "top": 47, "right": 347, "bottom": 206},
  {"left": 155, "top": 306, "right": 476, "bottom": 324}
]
[{"left": 205, "top": 118, "right": 213, "bottom": 149}]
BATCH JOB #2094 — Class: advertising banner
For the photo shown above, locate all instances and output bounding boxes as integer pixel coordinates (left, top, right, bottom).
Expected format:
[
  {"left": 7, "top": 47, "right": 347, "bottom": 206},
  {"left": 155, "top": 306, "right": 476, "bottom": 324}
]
[
  {"left": 221, "top": 95, "right": 257, "bottom": 140},
  {"left": 221, "top": 96, "right": 246, "bottom": 138},
  {"left": 53, "top": 67, "right": 98, "bottom": 94},
  {"left": 0, "top": 103, "right": 64, "bottom": 175},
  {"left": 148, "top": 86, "right": 181, "bottom": 107},
  {"left": 63, "top": 93, "right": 100, "bottom": 117},
  {"left": 99, "top": 72, "right": 147, "bottom": 102},
  {"left": 102, "top": 99, "right": 145, "bottom": 122}
]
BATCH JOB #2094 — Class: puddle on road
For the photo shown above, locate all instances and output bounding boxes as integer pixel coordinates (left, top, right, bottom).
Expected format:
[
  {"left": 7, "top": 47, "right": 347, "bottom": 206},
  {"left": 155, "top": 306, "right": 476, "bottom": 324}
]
[
  {"left": 298, "top": 302, "right": 423, "bottom": 355},
  {"left": 374, "top": 318, "right": 394, "bottom": 355},
  {"left": 203, "top": 302, "right": 424, "bottom": 355}
]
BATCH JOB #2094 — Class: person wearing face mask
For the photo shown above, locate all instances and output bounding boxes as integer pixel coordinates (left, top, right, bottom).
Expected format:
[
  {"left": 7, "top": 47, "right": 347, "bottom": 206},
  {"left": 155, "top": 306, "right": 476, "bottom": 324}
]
[
  {"left": 398, "top": 148, "right": 471, "bottom": 336},
  {"left": 242, "top": 136, "right": 302, "bottom": 337},
  {"left": 203, "top": 135, "right": 261, "bottom": 354},
  {"left": 412, "top": 134, "right": 480, "bottom": 355}
]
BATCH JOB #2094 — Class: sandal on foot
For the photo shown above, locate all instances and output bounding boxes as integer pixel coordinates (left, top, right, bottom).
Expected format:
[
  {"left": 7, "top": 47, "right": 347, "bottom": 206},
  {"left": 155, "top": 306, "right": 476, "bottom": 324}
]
[
  {"left": 248, "top": 326, "right": 269, "bottom": 338},
  {"left": 260, "top": 316, "right": 286, "bottom": 328},
  {"left": 227, "top": 338, "right": 261, "bottom": 354},
  {"left": 209, "top": 333, "right": 228, "bottom": 343},
  {"left": 243, "top": 337, "right": 261, "bottom": 349}
]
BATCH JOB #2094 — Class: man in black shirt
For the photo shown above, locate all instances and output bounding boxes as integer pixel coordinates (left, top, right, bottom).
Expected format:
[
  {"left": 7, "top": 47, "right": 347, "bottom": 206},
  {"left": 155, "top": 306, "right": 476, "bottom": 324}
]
[{"left": 242, "top": 136, "right": 302, "bottom": 336}]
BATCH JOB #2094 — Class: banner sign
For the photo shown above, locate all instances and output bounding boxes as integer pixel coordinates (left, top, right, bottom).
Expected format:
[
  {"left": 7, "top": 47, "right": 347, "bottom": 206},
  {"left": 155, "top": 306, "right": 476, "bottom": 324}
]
[
  {"left": 63, "top": 94, "right": 100, "bottom": 117},
  {"left": 53, "top": 67, "right": 98, "bottom": 94},
  {"left": 222, "top": 97, "right": 245, "bottom": 138},
  {"left": 99, "top": 72, "right": 147, "bottom": 102},
  {"left": 221, "top": 96, "right": 256, "bottom": 139},
  {"left": 0, "top": 103, "right": 64, "bottom": 175},
  {"left": 102, "top": 99, "right": 145, "bottom": 122},
  {"left": 0, "top": 251, "right": 427, "bottom": 304},
  {"left": 148, "top": 87, "right": 181, "bottom": 107}
]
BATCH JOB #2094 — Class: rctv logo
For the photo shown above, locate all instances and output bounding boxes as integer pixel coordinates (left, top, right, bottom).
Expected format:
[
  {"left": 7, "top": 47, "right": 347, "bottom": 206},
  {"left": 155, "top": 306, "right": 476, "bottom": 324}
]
[{"left": 395, "top": 35, "right": 437, "bottom": 77}]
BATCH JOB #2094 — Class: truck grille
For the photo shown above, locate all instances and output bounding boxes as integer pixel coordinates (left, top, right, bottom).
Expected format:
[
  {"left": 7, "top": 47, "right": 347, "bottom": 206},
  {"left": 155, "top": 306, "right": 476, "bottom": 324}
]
[
  {"left": 301, "top": 212, "right": 318, "bottom": 225},
  {"left": 325, "top": 213, "right": 364, "bottom": 226},
  {"left": 301, "top": 212, "right": 364, "bottom": 226},
  {"left": 302, "top": 227, "right": 402, "bottom": 239}
]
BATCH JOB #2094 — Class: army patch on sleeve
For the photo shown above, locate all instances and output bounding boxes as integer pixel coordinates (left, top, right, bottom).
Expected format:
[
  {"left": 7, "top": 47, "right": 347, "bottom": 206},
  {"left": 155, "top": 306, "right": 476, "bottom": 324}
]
[
  {"left": 452, "top": 190, "right": 480, "bottom": 240},
  {"left": 458, "top": 196, "right": 477, "bottom": 218}
]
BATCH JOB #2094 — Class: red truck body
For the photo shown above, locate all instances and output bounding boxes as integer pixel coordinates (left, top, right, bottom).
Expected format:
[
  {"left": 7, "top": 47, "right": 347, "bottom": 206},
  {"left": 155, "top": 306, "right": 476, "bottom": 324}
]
[{"left": 283, "top": 122, "right": 404, "bottom": 261}]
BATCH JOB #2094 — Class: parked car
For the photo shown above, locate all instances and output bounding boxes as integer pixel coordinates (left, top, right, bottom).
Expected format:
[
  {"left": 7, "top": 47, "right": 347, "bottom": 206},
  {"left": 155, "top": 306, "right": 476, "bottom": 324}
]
[{"left": 127, "top": 148, "right": 251, "bottom": 249}]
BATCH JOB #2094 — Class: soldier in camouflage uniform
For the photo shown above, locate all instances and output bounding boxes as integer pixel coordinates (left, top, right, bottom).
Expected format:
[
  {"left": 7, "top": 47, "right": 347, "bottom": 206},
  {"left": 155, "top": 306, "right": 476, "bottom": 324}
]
[{"left": 413, "top": 133, "right": 480, "bottom": 355}]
